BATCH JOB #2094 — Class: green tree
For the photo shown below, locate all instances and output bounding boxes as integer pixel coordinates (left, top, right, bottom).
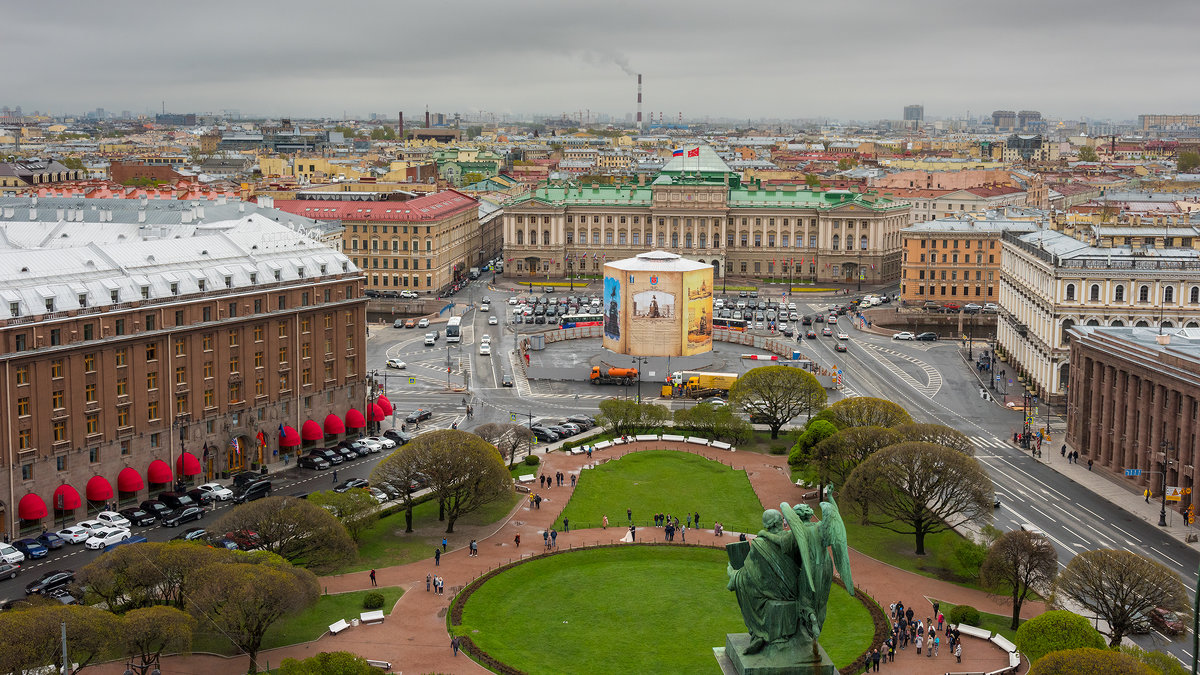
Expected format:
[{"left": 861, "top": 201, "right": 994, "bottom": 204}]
[
  {"left": 400, "top": 429, "right": 512, "bottom": 533},
  {"left": 1078, "top": 146, "right": 1099, "bottom": 162},
  {"left": 822, "top": 397, "right": 913, "bottom": 430},
  {"left": 1179, "top": 151, "right": 1200, "bottom": 173},
  {"left": 77, "top": 540, "right": 231, "bottom": 612},
  {"left": 729, "top": 365, "right": 827, "bottom": 439},
  {"left": 813, "top": 425, "right": 902, "bottom": 489},
  {"left": 306, "top": 488, "right": 380, "bottom": 543},
  {"left": 842, "top": 441, "right": 993, "bottom": 554},
  {"left": 461, "top": 172, "right": 485, "bottom": 185},
  {"left": 789, "top": 419, "right": 838, "bottom": 467},
  {"left": 1028, "top": 647, "right": 1153, "bottom": 675},
  {"left": 1120, "top": 645, "right": 1189, "bottom": 675},
  {"left": 804, "top": 173, "right": 821, "bottom": 187},
  {"left": 209, "top": 496, "right": 355, "bottom": 573},
  {"left": 189, "top": 557, "right": 320, "bottom": 674},
  {"left": 372, "top": 442, "right": 432, "bottom": 533},
  {"left": 836, "top": 157, "right": 859, "bottom": 171},
  {"left": 674, "top": 403, "right": 753, "bottom": 444},
  {"left": 893, "top": 422, "right": 973, "bottom": 454},
  {"left": 278, "top": 651, "right": 386, "bottom": 674},
  {"left": 0, "top": 604, "right": 121, "bottom": 675},
  {"left": 1052, "top": 549, "right": 1190, "bottom": 646},
  {"left": 981, "top": 530, "right": 1059, "bottom": 629},
  {"left": 597, "top": 399, "right": 670, "bottom": 435},
  {"left": 59, "top": 156, "right": 86, "bottom": 170},
  {"left": 122, "top": 605, "right": 196, "bottom": 672},
  {"left": 370, "top": 127, "right": 396, "bottom": 141}
]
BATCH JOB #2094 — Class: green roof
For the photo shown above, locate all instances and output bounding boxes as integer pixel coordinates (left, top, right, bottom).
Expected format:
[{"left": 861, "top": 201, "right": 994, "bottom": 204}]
[
  {"left": 512, "top": 184, "right": 654, "bottom": 207},
  {"left": 727, "top": 188, "right": 906, "bottom": 211}
]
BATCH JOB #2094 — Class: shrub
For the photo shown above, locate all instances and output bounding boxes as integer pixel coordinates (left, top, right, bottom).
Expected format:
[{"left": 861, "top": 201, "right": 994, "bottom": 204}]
[
  {"left": 362, "top": 592, "right": 385, "bottom": 610},
  {"left": 1015, "top": 610, "right": 1106, "bottom": 662},
  {"left": 1029, "top": 647, "right": 1154, "bottom": 675},
  {"left": 947, "top": 604, "right": 981, "bottom": 627},
  {"left": 523, "top": 455, "right": 540, "bottom": 466},
  {"left": 769, "top": 444, "right": 788, "bottom": 455}
]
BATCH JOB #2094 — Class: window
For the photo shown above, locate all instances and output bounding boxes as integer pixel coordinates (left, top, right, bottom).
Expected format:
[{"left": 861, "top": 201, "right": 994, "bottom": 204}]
[
  {"left": 53, "top": 420, "right": 67, "bottom": 442},
  {"left": 832, "top": 235, "right": 840, "bottom": 249},
  {"left": 85, "top": 382, "right": 96, "bottom": 402},
  {"left": 146, "top": 344, "right": 157, "bottom": 361},
  {"left": 1090, "top": 284, "right": 1100, "bottom": 302},
  {"left": 84, "top": 353, "right": 95, "bottom": 372},
  {"left": 50, "top": 328, "right": 60, "bottom": 346},
  {"left": 1065, "top": 283, "right": 1076, "bottom": 301},
  {"left": 17, "top": 397, "right": 29, "bottom": 416},
  {"left": 204, "top": 389, "right": 214, "bottom": 408},
  {"left": 1138, "top": 285, "right": 1150, "bottom": 303},
  {"left": 145, "top": 314, "right": 155, "bottom": 331},
  {"left": 229, "top": 383, "right": 241, "bottom": 402},
  {"left": 302, "top": 368, "right": 312, "bottom": 386},
  {"left": 83, "top": 324, "right": 94, "bottom": 340},
  {"left": 117, "top": 407, "right": 129, "bottom": 427},
  {"left": 255, "top": 351, "right": 264, "bottom": 368},
  {"left": 147, "top": 400, "right": 159, "bottom": 421},
  {"left": 16, "top": 365, "right": 28, "bottom": 385},
  {"left": 255, "top": 377, "right": 265, "bottom": 397},
  {"left": 1115, "top": 285, "right": 1125, "bottom": 302},
  {"left": 202, "top": 307, "right": 211, "bottom": 322},
  {"left": 279, "top": 346, "right": 288, "bottom": 362},
  {"left": 1165, "top": 286, "right": 1175, "bottom": 304},
  {"left": 176, "top": 395, "right": 187, "bottom": 414},
  {"left": 1192, "top": 287, "right": 1200, "bottom": 304},
  {"left": 202, "top": 334, "right": 213, "bottom": 351},
  {"left": 229, "top": 330, "right": 238, "bottom": 347},
  {"left": 18, "top": 430, "right": 31, "bottom": 451},
  {"left": 51, "top": 359, "right": 63, "bottom": 378},
  {"left": 203, "top": 362, "right": 213, "bottom": 379},
  {"left": 175, "top": 366, "right": 186, "bottom": 385},
  {"left": 860, "top": 235, "right": 868, "bottom": 250},
  {"left": 278, "top": 322, "right": 287, "bottom": 338},
  {"left": 254, "top": 325, "right": 264, "bottom": 342},
  {"left": 89, "top": 447, "right": 100, "bottom": 464},
  {"left": 174, "top": 338, "right": 186, "bottom": 357},
  {"left": 116, "top": 378, "right": 127, "bottom": 396},
  {"left": 86, "top": 414, "right": 99, "bottom": 435},
  {"left": 229, "top": 355, "right": 239, "bottom": 373}
]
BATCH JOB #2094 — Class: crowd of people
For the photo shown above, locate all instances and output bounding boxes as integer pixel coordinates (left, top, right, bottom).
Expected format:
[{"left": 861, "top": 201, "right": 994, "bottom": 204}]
[{"left": 865, "top": 599, "right": 963, "bottom": 671}]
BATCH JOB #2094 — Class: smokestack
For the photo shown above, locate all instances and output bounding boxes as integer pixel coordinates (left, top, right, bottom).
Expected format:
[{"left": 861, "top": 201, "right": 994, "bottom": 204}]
[
  {"left": 637, "top": 74, "right": 643, "bottom": 132},
  {"left": 398, "top": 111, "right": 403, "bottom": 140},
  {"left": 425, "top": 108, "right": 430, "bottom": 128}
]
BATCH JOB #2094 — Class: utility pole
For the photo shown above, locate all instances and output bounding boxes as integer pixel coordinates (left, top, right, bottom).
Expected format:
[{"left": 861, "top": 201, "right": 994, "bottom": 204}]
[
  {"left": 632, "top": 356, "right": 648, "bottom": 403},
  {"left": 1160, "top": 441, "right": 1176, "bottom": 527}
]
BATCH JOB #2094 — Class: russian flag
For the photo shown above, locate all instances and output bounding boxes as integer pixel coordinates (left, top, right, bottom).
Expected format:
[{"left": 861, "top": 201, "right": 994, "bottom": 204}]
[{"left": 672, "top": 148, "right": 684, "bottom": 157}]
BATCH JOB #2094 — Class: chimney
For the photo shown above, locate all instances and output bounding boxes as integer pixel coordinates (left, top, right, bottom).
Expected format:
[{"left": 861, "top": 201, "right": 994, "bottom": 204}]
[
  {"left": 425, "top": 109, "right": 430, "bottom": 128},
  {"left": 181, "top": 210, "right": 193, "bottom": 224},
  {"left": 398, "top": 111, "right": 404, "bottom": 140},
  {"left": 636, "top": 74, "right": 643, "bottom": 132},
  {"left": 138, "top": 209, "right": 146, "bottom": 223},
  {"left": 56, "top": 208, "right": 65, "bottom": 221}
]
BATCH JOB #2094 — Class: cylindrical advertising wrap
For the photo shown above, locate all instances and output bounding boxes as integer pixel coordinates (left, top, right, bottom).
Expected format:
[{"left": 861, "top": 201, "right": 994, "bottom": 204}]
[{"left": 602, "top": 251, "right": 714, "bottom": 357}]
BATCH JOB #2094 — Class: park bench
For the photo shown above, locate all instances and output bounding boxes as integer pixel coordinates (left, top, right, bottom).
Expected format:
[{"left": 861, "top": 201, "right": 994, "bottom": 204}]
[
  {"left": 360, "top": 610, "right": 385, "bottom": 625},
  {"left": 686, "top": 436, "right": 710, "bottom": 446},
  {"left": 517, "top": 474, "right": 536, "bottom": 483},
  {"left": 364, "top": 659, "right": 392, "bottom": 670},
  {"left": 711, "top": 441, "right": 733, "bottom": 451},
  {"left": 990, "top": 634, "right": 1017, "bottom": 654},
  {"left": 953, "top": 623, "right": 992, "bottom": 640},
  {"left": 660, "top": 434, "right": 685, "bottom": 442},
  {"left": 328, "top": 619, "right": 350, "bottom": 635}
]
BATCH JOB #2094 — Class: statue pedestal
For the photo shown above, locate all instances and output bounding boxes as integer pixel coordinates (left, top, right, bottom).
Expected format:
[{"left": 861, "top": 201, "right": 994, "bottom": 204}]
[{"left": 716, "top": 634, "right": 837, "bottom": 675}]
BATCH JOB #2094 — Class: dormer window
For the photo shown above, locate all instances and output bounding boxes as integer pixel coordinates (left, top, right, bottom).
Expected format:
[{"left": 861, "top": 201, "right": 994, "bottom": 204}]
[
  {"left": 111, "top": 290, "right": 119, "bottom": 303},
  {"left": 249, "top": 273, "right": 257, "bottom": 284},
  {"left": 319, "top": 264, "right": 327, "bottom": 274},
  {"left": 273, "top": 270, "right": 281, "bottom": 281},
  {"left": 140, "top": 286, "right": 149, "bottom": 300},
  {"left": 197, "top": 279, "right": 206, "bottom": 292},
  {"left": 45, "top": 298, "right": 55, "bottom": 312},
  {"left": 170, "top": 282, "right": 179, "bottom": 296},
  {"left": 224, "top": 276, "right": 233, "bottom": 288},
  {"left": 9, "top": 301, "right": 19, "bottom": 317},
  {"left": 78, "top": 294, "right": 88, "bottom": 308},
  {"left": 297, "top": 267, "right": 306, "bottom": 278}
]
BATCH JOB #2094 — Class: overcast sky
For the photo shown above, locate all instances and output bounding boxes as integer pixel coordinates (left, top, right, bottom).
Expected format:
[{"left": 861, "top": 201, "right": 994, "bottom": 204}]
[{"left": 6, "top": 1, "right": 1198, "bottom": 123}]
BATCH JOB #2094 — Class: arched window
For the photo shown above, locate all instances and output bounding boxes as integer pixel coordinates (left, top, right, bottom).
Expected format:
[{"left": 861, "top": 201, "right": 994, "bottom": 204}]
[
  {"left": 1162, "top": 321, "right": 1174, "bottom": 329},
  {"left": 831, "top": 234, "right": 840, "bottom": 250},
  {"left": 1089, "top": 284, "right": 1100, "bottom": 302},
  {"left": 1135, "top": 320, "right": 1150, "bottom": 327},
  {"left": 1138, "top": 285, "right": 1150, "bottom": 303},
  {"left": 1191, "top": 286, "right": 1200, "bottom": 304},
  {"left": 1114, "top": 285, "right": 1125, "bottom": 302},
  {"left": 515, "top": 230, "right": 523, "bottom": 245},
  {"left": 685, "top": 233, "right": 693, "bottom": 249},
  {"left": 1086, "top": 319, "right": 1100, "bottom": 326},
  {"left": 860, "top": 235, "right": 868, "bottom": 250},
  {"left": 543, "top": 230, "right": 551, "bottom": 246},
  {"left": 698, "top": 232, "right": 706, "bottom": 248},
  {"left": 1061, "top": 319, "right": 1075, "bottom": 347},
  {"left": 1165, "top": 286, "right": 1175, "bottom": 303},
  {"left": 1110, "top": 319, "right": 1125, "bottom": 327},
  {"left": 1065, "top": 284, "right": 1076, "bottom": 301}
]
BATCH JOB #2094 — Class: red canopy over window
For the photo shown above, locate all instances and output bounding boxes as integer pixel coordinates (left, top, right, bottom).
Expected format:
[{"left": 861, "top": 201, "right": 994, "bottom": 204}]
[
  {"left": 175, "top": 451, "right": 202, "bottom": 476},
  {"left": 323, "top": 413, "right": 346, "bottom": 435},
  {"left": 368, "top": 402, "right": 385, "bottom": 422},
  {"left": 52, "top": 484, "right": 82, "bottom": 511},
  {"left": 345, "top": 408, "right": 366, "bottom": 429},
  {"left": 85, "top": 476, "right": 114, "bottom": 502},
  {"left": 117, "top": 467, "right": 144, "bottom": 492},
  {"left": 376, "top": 395, "right": 394, "bottom": 417},
  {"left": 280, "top": 425, "right": 301, "bottom": 447},
  {"left": 147, "top": 459, "right": 173, "bottom": 485},
  {"left": 18, "top": 494, "right": 48, "bottom": 521},
  {"left": 301, "top": 419, "right": 324, "bottom": 441}
]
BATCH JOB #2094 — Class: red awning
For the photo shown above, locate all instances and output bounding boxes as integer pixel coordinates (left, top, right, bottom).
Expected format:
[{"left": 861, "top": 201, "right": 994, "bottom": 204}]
[
  {"left": 280, "top": 425, "right": 301, "bottom": 447},
  {"left": 18, "top": 493, "right": 48, "bottom": 521},
  {"left": 301, "top": 419, "right": 324, "bottom": 441},
  {"left": 323, "top": 413, "right": 346, "bottom": 435},
  {"left": 52, "top": 484, "right": 82, "bottom": 511},
  {"left": 117, "top": 467, "right": 144, "bottom": 492},
  {"left": 85, "top": 476, "right": 114, "bottom": 502},
  {"left": 147, "top": 459, "right": 173, "bottom": 485},
  {"left": 376, "top": 395, "right": 394, "bottom": 417},
  {"left": 368, "top": 402, "right": 385, "bottom": 422},
  {"left": 175, "top": 451, "right": 202, "bottom": 476},
  {"left": 345, "top": 408, "right": 366, "bottom": 429}
]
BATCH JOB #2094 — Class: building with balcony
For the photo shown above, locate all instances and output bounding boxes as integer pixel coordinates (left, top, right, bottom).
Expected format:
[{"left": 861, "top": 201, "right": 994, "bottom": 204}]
[
  {"left": 0, "top": 215, "right": 367, "bottom": 538},
  {"left": 997, "top": 229, "right": 1200, "bottom": 406},
  {"left": 501, "top": 147, "right": 911, "bottom": 284}
]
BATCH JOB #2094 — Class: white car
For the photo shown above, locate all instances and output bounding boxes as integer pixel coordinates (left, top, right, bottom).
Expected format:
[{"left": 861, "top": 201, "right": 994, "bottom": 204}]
[
  {"left": 96, "top": 511, "right": 132, "bottom": 529},
  {"left": 488, "top": 315, "right": 498, "bottom": 325},
  {"left": 480, "top": 334, "right": 491, "bottom": 344},
  {"left": 777, "top": 322, "right": 789, "bottom": 332},
  {"left": 417, "top": 318, "right": 430, "bottom": 328},
  {"left": 837, "top": 332, "right": 849, "bottom": 340},
  {"left": 787, "top": 302, "right": 797, "bottom": 311},
  {"left": 196, "top": 482, "right": 234, "bottom": 501},
  {"left": 75, "top": 519, "right": 105, "bottom": 534},
  {"left": 85, "top": 527, "right": 131, "bottom": 550},
  {"left": 366, "top": 435, "right": 396, "bottom": 450},
  {"left": 481, "top": 303, "right": 490, "bottom": 311},
  {"left": 0, "top": 543, "right": 24, "bottom": 564},
  {"left": 508, "top": 297, "right": 518, "bottom": 305},
  {"left": 892, "top": 332, "right": 916, "bottom": 341},
  {"left": 357, "top": 438, "right": 384, "bottom": 453},
  {"left": 56, "top": 526, "right": 92, "bottom": 545},
  {"left": 386, "top": 358, "right": 407, "bottom": 369},
  {"left": 368, "top": 487, "right": 389, "bottom": 504},
  {"left": 479, "top": 343, "right": 492, "bottom": 355}
]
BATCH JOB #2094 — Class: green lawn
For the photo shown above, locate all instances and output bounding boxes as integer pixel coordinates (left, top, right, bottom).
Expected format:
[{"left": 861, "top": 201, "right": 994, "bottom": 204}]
[
  {"left": 194, "top": 586, "right": 404, "bottom": 655},
  {"left": 839, "top": 517, "right": 983, "bottom": 589},
  {"left": 341, "top": 491, "right": 523, "bottom": 573},
  {"left": 456, "top": 546, "right": 871, "bottom": 674},
  {"left": 556, "top": 450, "right": 765, "bottom": 533}
]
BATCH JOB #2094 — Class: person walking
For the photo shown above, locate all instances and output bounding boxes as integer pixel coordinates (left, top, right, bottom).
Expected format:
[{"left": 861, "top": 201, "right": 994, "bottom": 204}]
[
  {"left": 434, "top": 548, "right": 441, "bottom": 566},
  {"left": 550, "top": 528, "right": 558, "bottom": 549},
  {"left": 954, "top": 642, "right": 962, "bottom": 663},
  {"left": 442, "top": 537, "right": 448, "bottom": 552},
  {"left": 332, "top": 469, "right": 338, "bottom": 484},
  {"left": 514, "top": 533, "right": 520, "bottom": 548},
  {"left": 563, "top": 517, "right": 569, "bottom": 533},
  {"left": 369, "top": 569, "right": 377, "bottom": 586},
  {"left": 681, "top": 524, "right": 686, "bottom": 542},
  {"left": 451, "top": 636, "right": 461, "bottom": 656},
  {"left": 543, "top": 530, "right": 550, "bottom": 549},
  {"left": 933, "top": 635, "right": 940, "bottom": 656},
  {"left": 627, "top": 507, "right": 632, "bottom": 522},
  {"left": 426, "top": 573, "right": 431, "bottom": 592},
  {"left": 602, "top": 515, "right": 608, "bottom": 530},
  {"left": 571, "top": 474, "right": 576, "bottom": 487},
  {"left": 872, "top": 648, "right": 881, "bottom": 672}
]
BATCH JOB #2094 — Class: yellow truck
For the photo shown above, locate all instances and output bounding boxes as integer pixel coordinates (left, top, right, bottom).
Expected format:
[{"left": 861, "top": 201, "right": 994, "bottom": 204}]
[{"left": 681, "top": 372, "right": 738, "bottom": 399}]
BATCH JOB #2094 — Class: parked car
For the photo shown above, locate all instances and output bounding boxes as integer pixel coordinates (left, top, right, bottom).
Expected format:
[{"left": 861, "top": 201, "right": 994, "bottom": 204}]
[
  {"left": 529, "top": 426, "right": 559, "bottom": 442},
  {"left": 117, "top": 508, "right": 157, "bottom": 527},
  {"left": 183, "top": 488, "right": 214, "bottom": 507},
  {"left": 334, "top": 478, "right": 370, "bottom": 493},
  {"left": 892, "top": 332, "right": 916, "bottom": 341},
  {"left": 393, "top": 319, "right": 404, "bottom": 328},
  {"left": 11, "top": 539, "right": 47, "bottom": 560},
  {"left": 699, "top": 397, "right": 727, "bottom": 407},
  {"left": 84, "top": 528, "right": 131, "bottom": 550},
  {"left": 139, "top": 500, "right": 173, "bottom": 521},
  {"left": 171, "top": 527, "right": 208, "bottom": 542},
  {"left": 299, "top": 454, "right": 331, "bottom": 470},
  {"left": 195, "top": 482, "right": 235, "bottom": 502},
  {"left": 404, "top": 319, "right": 416, "bottom": 328},
  {"left": 982, "top": 303, "right": 999, "bottom": 313},
  {"left": 417, "top": 318, "right": 430, "bottom": 328},
  {"left": 157, "top": 492, "right": 197, "bottom": 512},
  {"left": 963, "top": 303, "right": 982, "bottom": 314},
  {"left": 75, "top": 519, "right": 105, "bottom": 534},
  {"left": 94, "top": 511, "right": 132, "bottom": 529},
  {"left": 942, "top": 303, "right": 961, "bottom": 312},
  {"left": 365, "top": 436, "right": 396, "bottom": 450},
  {"left": 0, "top": 562, "right": 20, "bottom": 580},
  {"left": 368, "top": 487, "right": 389, "bottom": 504},
  {"left": 386, "top": 358, "right": 407, "bottom": 369},
  {"left": 35, "top": 532, "right": 65, "bottom": 551},
  {"left": 406, "top": 408, "right": 433, "bottom": 424},
  {"left": 567, "top": 415, "right": 595, "bottom": 429},
  {"left": 311, "top": 447, "right": 344, "bottom": 465},
  {"left": 231, "top": 471, "right": 262, "bottom": 491},
  {"left": 383, "top": 429, "right": 415, "bottom": 446},
  {"left": 25, "top": 570, "right": 74, "bottom": 596},
  {"left": 915, "top": 332, "right": 939, "bottom": 341},
  {"left": 232, "top": 480, "right": 273, "bottom": 504},
  {"left": 1150, "top": 607, "right": 1185, "bottom": 635},
  {"left": 55, "top": 526, "right": 91, "bottom": 545},
  {"left": 162, "top": 506, "right": 206, "bottom": 528}
]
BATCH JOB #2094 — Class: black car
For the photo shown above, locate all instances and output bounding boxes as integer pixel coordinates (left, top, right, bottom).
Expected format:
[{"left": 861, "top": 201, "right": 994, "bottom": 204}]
[
  {"left": 502, "top": 374, "right": 514, "bottom": 387},
  {"left": 139, "top": 499, "right": 172, "bottom": 521},
  {"left": 171, "top": 527, "right": 208, "bottom": 542},
  {"left": 312, "top": 448, "right": 344, "bottom": 465},
  {"left": 915, "top": 332, "right": 939, "bottom": 341},
  {"left": 231, "top": 471, "right": 261, "bottom": 491},
  {"left": 0, "top": 562, "right": 20, "bottom": 580},
  {"left": 298, "top": 454, "right": 331, "bottom": 470},
  {"left": 567, "top": 414, "right": 594, "bottom": 429},
  {"left": 814, "top": 314, "right": 824, "bottom": 323},
  {"left": 801, "top": 316, "right": 813, "bottom": 325},
  {"left": 406, "top": 409, "right": 432, "bottom": 424},
  {"left": 232, "top": 480, "right": 272, "bottom": 504},
  {"left": 383, "top": 429, "right": 415, "bottom": 446},
  {"left": 120, "top": 507, "right": 159, "bottom": 527},
  {"left": 334, "top": 478, "right": 370, "bottom": 493},
  {"left": 529, "top": 426, "right": 559, "bottom": 442},
  {"left": 25, "top": 570, "right": 74, "bottom": 596},
  {"left": 35, "top": 532, "right": 65, "bottom": 550},
  {"left": 163, "top": 506, "right": 205, "bottom": 528},
  {"left": 781, "top": 327, "right": 794, "bottom": 337},
  {"left": 333, "top": 445, "right": 359, "bottom": 462},
  {"left": 185, "top": 488, "right": 215, "bottom": 507},
  {"left": 545, "top": 425, "right": 570, "bottom": 438},
  {"left": 835, "top": 343, "right": 848, "bottom": 352},
  {"left": 806, "top": 330, "right": 817, "bottom": 339}
]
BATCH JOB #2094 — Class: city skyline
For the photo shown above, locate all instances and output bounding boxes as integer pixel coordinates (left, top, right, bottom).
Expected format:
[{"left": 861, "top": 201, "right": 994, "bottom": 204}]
[{"left": 6, "top": 0, "right": 1199, "bottom": 122}]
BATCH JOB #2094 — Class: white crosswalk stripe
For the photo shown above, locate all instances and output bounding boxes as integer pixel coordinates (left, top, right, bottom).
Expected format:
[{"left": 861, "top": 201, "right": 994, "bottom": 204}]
[{"left": 969, "top": 435, "right": 1006, "bottom": 449}]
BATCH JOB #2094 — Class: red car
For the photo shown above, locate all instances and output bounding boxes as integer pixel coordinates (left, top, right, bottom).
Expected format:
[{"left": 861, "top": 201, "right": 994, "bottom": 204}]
[
  {"left": 1150, "top": 607, "right": 1184, "bottom": 635},
  {"left": 942, "top": 303, "right": 960, "bottom": 312}
]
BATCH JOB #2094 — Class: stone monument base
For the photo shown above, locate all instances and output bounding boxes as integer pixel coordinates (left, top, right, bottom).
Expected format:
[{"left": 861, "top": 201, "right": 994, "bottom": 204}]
[{"left": 716, "top": 634, "right": 837, "bottom": 675}]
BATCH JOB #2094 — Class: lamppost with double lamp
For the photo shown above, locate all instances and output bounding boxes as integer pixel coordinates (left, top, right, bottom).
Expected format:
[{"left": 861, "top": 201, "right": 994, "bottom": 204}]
[
  {"left": 856, "top": 245, "right": 863, "bottom": 292},
  {"left": 1159, "top": 440, "right": 1176, "bottom": 527},
  {"left": 632, "top": 356, "right": 648, "bottom": 403}
]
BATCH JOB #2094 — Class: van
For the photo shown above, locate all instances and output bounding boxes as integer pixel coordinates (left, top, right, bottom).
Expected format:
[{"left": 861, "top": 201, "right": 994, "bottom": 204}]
[
  {"left": 157, "top": 491, "right": 197, "bottom": 511},
  {"left": 233, "top": 480, "right": 272, "bottom": 504},
  {"left": 424, "top": 332, "right": 436, "bottom": 346}
]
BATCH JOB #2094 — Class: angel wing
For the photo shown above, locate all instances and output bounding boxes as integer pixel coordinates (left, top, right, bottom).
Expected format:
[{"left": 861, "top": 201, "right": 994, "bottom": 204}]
[
  {"left": 779, "top": 502, "right": 817, "bottom": 596},
  {"left": 819, "top": 486, "right": 855, "bottom": 596}
]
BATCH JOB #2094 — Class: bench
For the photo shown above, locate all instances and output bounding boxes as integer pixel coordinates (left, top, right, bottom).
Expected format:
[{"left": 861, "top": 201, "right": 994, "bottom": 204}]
[
  {"left": 661, "top": 434, "right": 686, "bottom": 442},
  {"left": 686, "top": 436, "right": 710, "bottom": 446},
  {"left": 1008, "top": 652, "right": 1021, "bottom": 669},
  {"left": 517, "top": 473, "right": 536, "bottom": 483},
  {"left": 711, "top": 441, "right": 733, "bottom": 451},
  {"left": 954, "top": 623, "right": 993, "bottom": 640},
  {"left": 593, "top": 441, "right": 613, "bottom": 450},
  {"left": 328, "top": 619, "right": 350, "bottom": 635},
  {"left": 360, "top": 610, "right": 385, "bottom": 625},
  {"left": 364, "top": 659, "right": 392, "bottom": 671},
  {"left": 990, "top": 634, "right": 1017, "bottom": 654},
  {"left": 636, "top": 434, "right": 661, "bottom": 442}
]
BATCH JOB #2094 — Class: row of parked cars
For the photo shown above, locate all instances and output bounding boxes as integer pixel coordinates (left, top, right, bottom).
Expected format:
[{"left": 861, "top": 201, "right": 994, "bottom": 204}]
[
  {"left": 528, "top": 415, "right": 596, "bottom": 443},
  {"left": 298, "top": 434, "right": 403, "bottom": 470}
]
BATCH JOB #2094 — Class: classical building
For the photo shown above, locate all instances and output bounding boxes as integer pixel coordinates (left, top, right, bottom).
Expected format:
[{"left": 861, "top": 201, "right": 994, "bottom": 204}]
[
  {"left": 899, "top": 215, "right": 1039, "bottom": 305},
  {"left": 273, "top": 190, "right": 497, "bottom": 295},
  {"left": 997, "top": 229, "right": 1200, "bottom": 405},
  {"left": 502, "top": 148, "right": 911, "bottom": 284},
  {"left": 0, "top": 159, "right": 87, "bottom": 193},
  {"left": 1066, "top": 326, "right": 1200, "bottom": 516},
  {"left": 0, "top": 215, "right": 368, "bottom": 538}
]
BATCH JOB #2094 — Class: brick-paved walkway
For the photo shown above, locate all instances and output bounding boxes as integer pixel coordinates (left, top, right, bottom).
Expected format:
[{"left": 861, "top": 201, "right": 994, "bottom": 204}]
[{"left": 90, "top": 442, "right": 1032, "bottom": 674}]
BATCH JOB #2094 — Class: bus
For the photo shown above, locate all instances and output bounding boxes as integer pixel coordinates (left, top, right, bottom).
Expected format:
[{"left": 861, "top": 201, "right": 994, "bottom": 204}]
[
  {"left": 559, "top": 313, "right": 603, "bottom": 329},
  {"left": 713, "top": 317, "right": 747, "bottom": 332},
  {"left": 445, "top": 316, "right": 462, "bottom": 343}
]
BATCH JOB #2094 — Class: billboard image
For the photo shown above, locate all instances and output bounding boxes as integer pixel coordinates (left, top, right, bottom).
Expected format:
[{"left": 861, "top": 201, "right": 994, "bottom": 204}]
[
  {"left": 633, "top": 290, "right": 675, "bottom": 319},
  {"left": 603, "top": 275, "right": 621, "bottom": 341},
  {"left": 683, "top": 270, "right": 713, "bottom": 355}
]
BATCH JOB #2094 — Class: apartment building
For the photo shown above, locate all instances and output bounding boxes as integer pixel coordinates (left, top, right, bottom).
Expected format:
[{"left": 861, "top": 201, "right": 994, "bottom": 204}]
[
  {"left": 0, "top": 214, "right": 367, "bottom": 537},
  {"left": 899, "top": 216, "right": 1038, "bottom": 305}
]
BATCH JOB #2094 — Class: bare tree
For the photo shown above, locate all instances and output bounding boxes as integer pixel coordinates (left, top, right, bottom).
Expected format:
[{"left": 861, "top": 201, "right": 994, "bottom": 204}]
[
  {"left": 729, "top": 365, "right": 827, "bottom": 439},
  {"left": 209, "top": 496, "right": 355, "bottom": 573},
  {"left": 820, "top": 397, "right": 913, "bottom": 430},
  {"left": 842, "top": 441, "right": 993, "bottom": 555},
  {"left": 474, "top": 422, "right": 535, "bottom": 468},
  {"left": 981, "top": 530, "right": 1059, "bottom": 629},
  {"left": 1053, "top": 549, "right": 1190, "bottom": 646},
  {"left": 814, "top": 426, "right": 902, "bottom": 493},
  {"left": 371, "top": 444, "right": 427, "bottom": 533},
  {"left": 387, "top": 430, "right": 513, "bottom": 533}
]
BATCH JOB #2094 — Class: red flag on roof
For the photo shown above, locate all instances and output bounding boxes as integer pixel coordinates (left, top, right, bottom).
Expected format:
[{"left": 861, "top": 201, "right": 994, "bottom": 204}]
[{"left": 687, "top": 148, "right": 700, "bottom": 158}]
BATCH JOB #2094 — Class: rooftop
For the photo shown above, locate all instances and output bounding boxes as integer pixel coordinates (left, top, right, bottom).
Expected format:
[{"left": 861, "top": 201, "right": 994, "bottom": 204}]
[
  {"left": 271, "top": 190, "right": 477, "bottom": 222},
  {"left": 604, "top": 250, "right": 712, "bottom": 272}
]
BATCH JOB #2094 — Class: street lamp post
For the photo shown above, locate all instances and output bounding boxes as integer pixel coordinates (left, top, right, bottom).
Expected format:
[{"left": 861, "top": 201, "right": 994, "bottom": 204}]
[
  {"left": 1160, "top": 441, "right": 1176, "bottom": 527},
  {"left": 856, "top": 246, "right": 863, "bottom": 292},
  {"left": 632, "top": 356, "right": 648, "bottom": 403}
]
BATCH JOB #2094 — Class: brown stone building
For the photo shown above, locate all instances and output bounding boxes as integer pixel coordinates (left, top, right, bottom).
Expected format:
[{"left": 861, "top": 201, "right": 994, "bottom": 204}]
[
  {"left": 1067, "top": 327, "right": 1200, "bottom": 517},
  {"left": 899, "top": 216, "right": 1039, "bottom": 305},
  {"left": 0, "top": 214, "right": 366, "bottom": 537}
]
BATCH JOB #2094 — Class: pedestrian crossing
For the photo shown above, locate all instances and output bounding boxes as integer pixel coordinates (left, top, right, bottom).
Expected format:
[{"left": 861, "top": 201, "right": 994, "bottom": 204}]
[{"left": 968, "top": 435, "right": 1008, "bottom": 450}]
